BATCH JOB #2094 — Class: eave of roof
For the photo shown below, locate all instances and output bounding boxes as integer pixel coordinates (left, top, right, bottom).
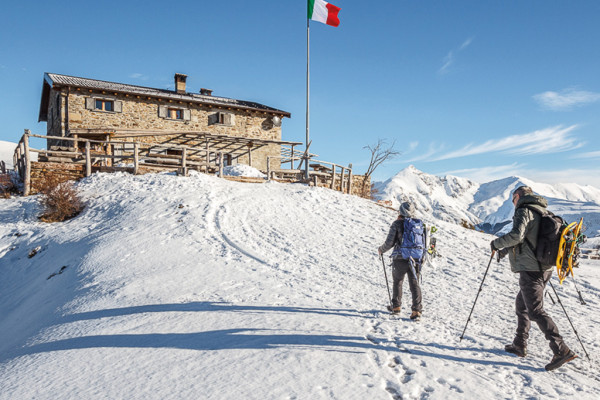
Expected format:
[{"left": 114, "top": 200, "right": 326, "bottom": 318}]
[{"left": 39, "top": 73, "right": 291, "bottom": 120}]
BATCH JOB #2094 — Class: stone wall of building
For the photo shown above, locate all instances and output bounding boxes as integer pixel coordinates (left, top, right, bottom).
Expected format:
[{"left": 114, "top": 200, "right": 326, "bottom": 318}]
[{"left": 44, "top": 88, "right": 287, "bottom": 171}]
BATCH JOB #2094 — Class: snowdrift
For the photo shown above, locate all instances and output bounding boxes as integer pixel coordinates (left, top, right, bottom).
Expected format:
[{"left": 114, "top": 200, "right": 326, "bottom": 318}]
[{"left": 1, "top": 171, "right": 599, "bottom": 399}]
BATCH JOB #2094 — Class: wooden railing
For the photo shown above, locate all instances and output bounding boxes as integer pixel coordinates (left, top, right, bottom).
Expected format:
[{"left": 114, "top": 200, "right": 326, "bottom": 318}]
[
  {"left": 266, "top": 156, "right": 353, "bottom": 194},
  {"left": 13, "top": 132, "right": 233, "bottom": 195},
  {"left": 13, "top": 131, "right": 357, "bottom": 196}
]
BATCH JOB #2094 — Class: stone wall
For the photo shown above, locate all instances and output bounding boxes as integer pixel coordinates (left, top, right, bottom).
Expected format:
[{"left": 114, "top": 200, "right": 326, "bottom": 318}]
[
  {"left": 46, "top": 88, "right": 286, "bottom": 171},
  {"left": 30, "top": 162, "right": 85, "bottom": 195}
]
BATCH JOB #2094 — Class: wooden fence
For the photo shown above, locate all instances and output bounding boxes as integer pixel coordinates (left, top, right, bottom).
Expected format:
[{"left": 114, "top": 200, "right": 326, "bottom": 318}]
[
  {"left": 13, "top": 131, "right": 357, "bottom": 196},
  {"left": 266, "top": 156, "right": 354, "bottom": 194},
  {"left": 14, "top": 132, "right": 236, "bottom": 196}
]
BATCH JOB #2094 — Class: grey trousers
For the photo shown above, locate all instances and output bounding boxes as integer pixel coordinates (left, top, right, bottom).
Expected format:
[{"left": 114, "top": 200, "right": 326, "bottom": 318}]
[
  {"left": 514, "top": 271, "right": 567, "bottom": 355},
  {"left": 391, "top": 258, "right": 422, "bottom": 311}
]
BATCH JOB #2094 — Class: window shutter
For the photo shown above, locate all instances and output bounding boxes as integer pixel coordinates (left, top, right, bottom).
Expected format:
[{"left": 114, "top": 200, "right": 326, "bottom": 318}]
[
  {"left": 183, "top": 109, "right": 191, "bottom": 121},
  {"left": 224, "top": 113, "right": 232, "bottom": 125},
  {"left": 208, "top": 113, "right": 217, "bottom": 125},
  {"left": 158, "top": 105, "right": 167, "bottom": 118},
  {"left": 85, "top": 97, "right": 95, "bottom": 110},
  {"left": 114, "top": 101, "right": 123, "bottom": 113},
  {"left": 228, "top": 114, "right": 235, "bottom": 126}
]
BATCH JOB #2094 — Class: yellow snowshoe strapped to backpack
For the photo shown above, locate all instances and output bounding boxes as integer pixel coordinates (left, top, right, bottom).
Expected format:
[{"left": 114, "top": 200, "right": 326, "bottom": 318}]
[{"left": 556, "top": 218, "right": 585, "bottom": 284}]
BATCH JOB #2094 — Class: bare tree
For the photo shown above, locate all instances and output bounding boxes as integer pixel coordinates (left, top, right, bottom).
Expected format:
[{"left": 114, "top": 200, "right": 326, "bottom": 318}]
[{"left": 361, "top": 139, "right": 400, "bottom": 198}]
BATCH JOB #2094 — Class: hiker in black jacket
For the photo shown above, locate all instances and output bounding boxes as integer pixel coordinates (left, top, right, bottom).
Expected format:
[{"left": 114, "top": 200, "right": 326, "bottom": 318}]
[
  {"left": 491, "top": 186, "right": 577, "bottom": 371},
  {"left": 378, "top": 202, "right": 426, "bottom": 319}
]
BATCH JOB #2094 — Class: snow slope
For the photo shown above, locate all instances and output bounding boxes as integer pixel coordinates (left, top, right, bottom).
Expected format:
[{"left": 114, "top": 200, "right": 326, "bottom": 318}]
[{"left": 1, "top": 172, "right": 599, "bottom": 399}]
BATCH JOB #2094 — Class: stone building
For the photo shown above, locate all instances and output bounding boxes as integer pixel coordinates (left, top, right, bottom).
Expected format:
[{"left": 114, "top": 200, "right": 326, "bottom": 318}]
[{"left": 38, "top": 72, "right": 299, "bottom": 171}]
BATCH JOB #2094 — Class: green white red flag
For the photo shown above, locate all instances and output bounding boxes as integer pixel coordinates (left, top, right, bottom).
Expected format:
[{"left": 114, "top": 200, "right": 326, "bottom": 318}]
[{"left": 307, "top": 0, "right": 341, "bottom": 27}]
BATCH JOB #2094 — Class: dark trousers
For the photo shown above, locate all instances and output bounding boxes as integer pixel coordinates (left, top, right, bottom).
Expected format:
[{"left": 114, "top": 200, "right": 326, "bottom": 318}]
[
  {"left": 391, "top": 258, "right": 422, "bottom": 311},
  {"left": 514, "top": 271, "right": 567, "bottom": 355}
]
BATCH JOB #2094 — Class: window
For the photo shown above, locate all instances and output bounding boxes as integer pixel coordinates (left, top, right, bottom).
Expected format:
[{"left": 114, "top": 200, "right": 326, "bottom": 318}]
[
  {"left": 85, "top": 97, "right": 122, "bottom": 113},
  {"left": 168, "top": 108, "right": 183, "bottom": 120},
  {"left": 95, "top": 99, "right": 114, "bottom": 112},
  {"left": 158, "top": 105, "right": 190, "bottom": 121},
  {"left": 209, "top": 112, "right": 234, "bottom": 126}
]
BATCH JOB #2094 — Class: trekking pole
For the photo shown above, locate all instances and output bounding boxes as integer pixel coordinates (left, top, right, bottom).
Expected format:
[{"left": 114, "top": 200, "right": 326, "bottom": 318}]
[
  {"left": 460, "top": 251, "right": 495, "bottom": 341},
  {"left": 548, "top": 280, "right": 591, "bottom": 363},
  {"left": 380, "top": 254, "right": 393, "bottom": 310},
  {"left": 571, "top": 276, "right": 587, "bottom": 305}
]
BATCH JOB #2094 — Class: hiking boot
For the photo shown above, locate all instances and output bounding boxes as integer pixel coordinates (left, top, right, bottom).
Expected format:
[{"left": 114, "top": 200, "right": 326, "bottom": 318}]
[
  {"left": 409, "top": 311, "right": 422, "bottom": 320},
  {"left": 505, "top": 343, "right": 527, "bottom": 357},
  {"left": 545, "top": 350, "right": 577, "bottom": 371},
  {"left": 386, "top": 305, "right": 401, "bottom": 315}
]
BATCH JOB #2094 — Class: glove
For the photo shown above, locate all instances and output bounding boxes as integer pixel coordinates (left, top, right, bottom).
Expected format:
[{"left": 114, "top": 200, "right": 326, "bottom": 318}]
[
  {"left": 496, "top": 248, "right": 509, "bottom": 262},
  {"left": 490, "top": 241, "right": 498, "bottom": 252},
  {"left": 378, "top": 247, "right": 383, "bottom": 256}
]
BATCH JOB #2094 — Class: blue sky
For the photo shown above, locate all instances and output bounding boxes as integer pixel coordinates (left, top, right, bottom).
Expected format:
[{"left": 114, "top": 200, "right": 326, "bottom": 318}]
[{"left": 1, "top": 1, "right": 599, "bottom": 186}]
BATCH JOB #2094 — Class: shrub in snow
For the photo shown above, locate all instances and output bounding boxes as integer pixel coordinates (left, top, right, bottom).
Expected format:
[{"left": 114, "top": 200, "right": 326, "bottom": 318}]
[{"left": 35, "top": 173, "right": 84, "bottom": 222}]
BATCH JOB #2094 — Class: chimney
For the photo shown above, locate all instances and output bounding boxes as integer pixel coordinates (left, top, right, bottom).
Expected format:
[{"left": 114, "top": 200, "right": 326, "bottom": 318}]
[
  {"left": 174, "top": 73, "right": 187, "bottom": 94},
  {"left": 200, "top": 88, "right": 213, "bottom": 96}
]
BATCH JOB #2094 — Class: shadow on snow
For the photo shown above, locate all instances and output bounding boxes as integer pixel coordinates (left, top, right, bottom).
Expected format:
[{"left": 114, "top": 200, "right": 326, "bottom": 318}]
[{"left": 1, "top": 301, "right": 538, "bottom": 371}]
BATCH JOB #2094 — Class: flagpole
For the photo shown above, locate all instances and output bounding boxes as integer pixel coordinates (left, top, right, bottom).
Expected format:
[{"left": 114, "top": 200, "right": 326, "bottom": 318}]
[{"left": 305, "top": 18, "right": 310, "bottom": 180}]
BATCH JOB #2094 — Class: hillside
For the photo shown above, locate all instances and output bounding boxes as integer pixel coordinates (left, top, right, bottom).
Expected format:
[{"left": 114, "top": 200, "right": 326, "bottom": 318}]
[{"left": 1, "top": 171, "right": 599, "bottom": 399}]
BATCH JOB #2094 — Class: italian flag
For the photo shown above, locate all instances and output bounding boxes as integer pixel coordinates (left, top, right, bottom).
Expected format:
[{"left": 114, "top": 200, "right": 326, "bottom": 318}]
[{"left": 308, "top": 0, "right": 341, "bottom": 27}]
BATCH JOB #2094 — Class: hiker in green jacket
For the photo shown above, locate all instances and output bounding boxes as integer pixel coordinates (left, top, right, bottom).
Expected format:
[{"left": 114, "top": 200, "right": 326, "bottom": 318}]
[{"left": 491, "top": 186, "right": 577, "bottom": 371}]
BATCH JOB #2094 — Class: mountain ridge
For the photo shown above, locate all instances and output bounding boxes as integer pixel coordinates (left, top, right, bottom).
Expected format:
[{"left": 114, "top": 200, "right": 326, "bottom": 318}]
[{"left": 375, "top": 166, "right": 600, "bottom": 237}]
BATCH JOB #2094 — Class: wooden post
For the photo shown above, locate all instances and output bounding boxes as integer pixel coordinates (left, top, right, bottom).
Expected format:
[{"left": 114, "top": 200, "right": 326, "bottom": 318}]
[
  {"left": 14, "top": 145, "right": 21, "bottom": 178},
  {"left": 133, "top": 143, "right": 139, "bottom": 175},
  {"left": 23, "top": 134, "right": 31, "bottom": 196},
  {"left": 339, "top": 167, "right": 345, "bottom": 193},
  {"left": 85, "top": 141, "right": 91, "bottom": 177},
  {"left": 218, "top": 152, "right": 224, "bottom": 177},
  {"left": 248, "top": 148, "right": 253, "bottom": 167},
  {"left": 73, "top": 134, "right": 79, "bottom": 151},
  {"left": 313, "top": 174, "right": 318, "bottom": 187},
  {"left": 290, "top": 145, "right": 295, "bottom": 169},
  {"left": 347, "top": 164, "right": 353, "bottom": 195},
  {"left": 205, "top": 139, "right": 210, "bottom": 173},
  {"left": 266, "top": 157, "right": 271, "bottom": 181},
  {"left": 181, "top": 147, "right": 188, "bottom": 176},
  {"left": 330, "top": 165, "right": 336, "bottom": 189},
  {"left": 109, "top": 144, "right": 114, "bottom": 167}
]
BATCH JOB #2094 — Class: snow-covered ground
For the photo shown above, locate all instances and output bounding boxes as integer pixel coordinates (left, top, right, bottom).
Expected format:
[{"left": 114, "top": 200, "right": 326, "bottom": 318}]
[{"left": 1, "top": 171, "right": 599, "bottom": 399}]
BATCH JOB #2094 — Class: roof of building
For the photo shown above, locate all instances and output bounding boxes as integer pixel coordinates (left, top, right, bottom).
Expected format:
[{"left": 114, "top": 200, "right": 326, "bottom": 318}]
[{"left": 39, "top": 73, "right": 291, "bottom": 122}]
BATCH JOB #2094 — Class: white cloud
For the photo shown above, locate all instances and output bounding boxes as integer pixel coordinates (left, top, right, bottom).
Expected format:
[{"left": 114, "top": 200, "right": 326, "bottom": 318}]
[
  {"left": 573, "top": 150, "right": 600, "bottom": 159},
  {"left": 526, "top": 168, "right": 600, "bottom": 189},
  {"left": 129, "top": 73, "right": 149, "bottom": 80},
  {"left": 430, "top": 125, "right": 581, "bottom": 161},
  {"left": 438, "top": 37, "right": 473, "bottom": 75},
  {"left": 533, "top": 88, "right": 600, "bottom": 111},
  {"left": 443, "top": 164, "right": 600, "bottom": 188},
  {"left": 404, "top": 142, "right": 446, "bottom": 162},
  {"left": 438, "top": 51, "right": 455, "bottom": 75},
  {"left": 442, "top": 163, "right": 524, "bottom": 183}
]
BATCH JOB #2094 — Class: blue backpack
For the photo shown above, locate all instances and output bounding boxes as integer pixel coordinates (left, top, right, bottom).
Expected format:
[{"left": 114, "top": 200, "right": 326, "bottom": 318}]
[{"left": 393, "top": 218, "right": 426, "bottom": 261}]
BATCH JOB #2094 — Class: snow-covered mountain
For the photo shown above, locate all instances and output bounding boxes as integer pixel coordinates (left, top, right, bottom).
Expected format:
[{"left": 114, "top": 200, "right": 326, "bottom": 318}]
[
  {"left": 375, "top": 166, "right": 600, "bottom": 237},
  {"left": 1, "top": 171, "right": 599, "bottom": 399}
]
